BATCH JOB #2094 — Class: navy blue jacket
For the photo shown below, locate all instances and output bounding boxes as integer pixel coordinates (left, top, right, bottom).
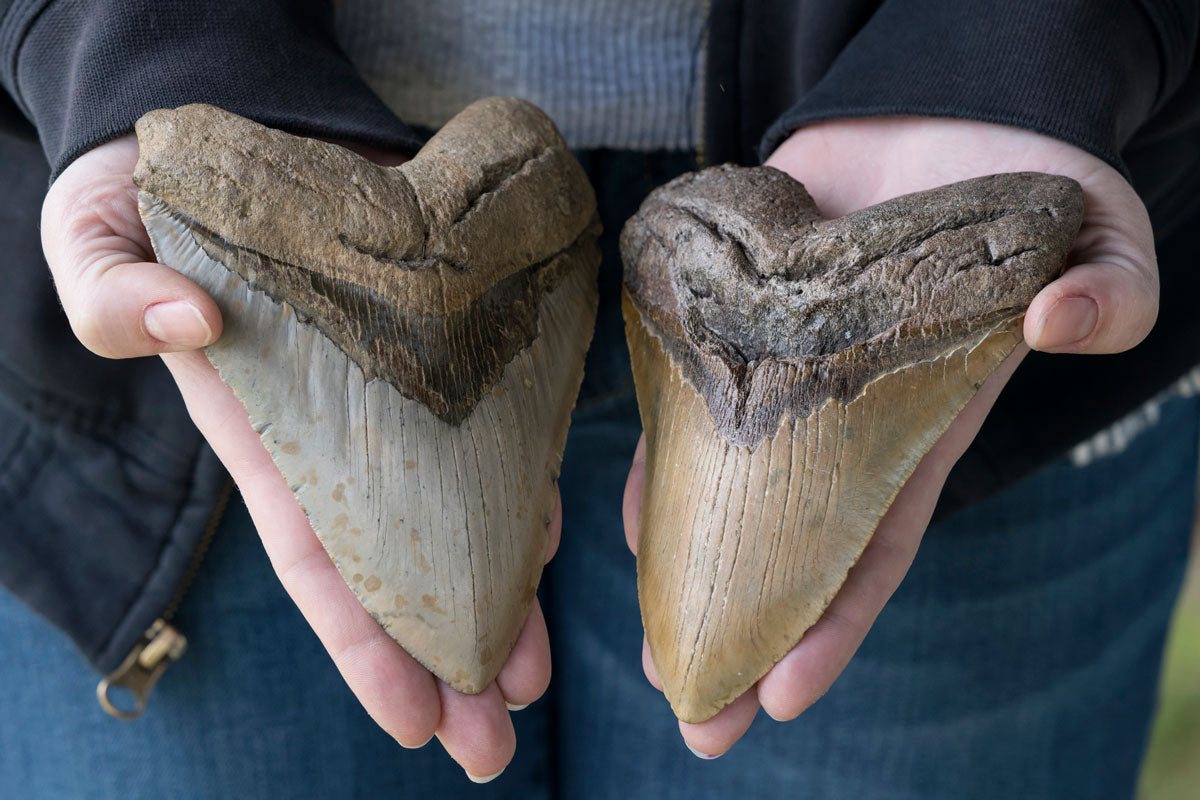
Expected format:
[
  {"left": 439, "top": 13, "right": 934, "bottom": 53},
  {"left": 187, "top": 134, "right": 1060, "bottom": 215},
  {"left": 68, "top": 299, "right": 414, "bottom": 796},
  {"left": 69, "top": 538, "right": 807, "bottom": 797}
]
[{"left": 1, "top": 0, "right": 1198, "bottom": 680}]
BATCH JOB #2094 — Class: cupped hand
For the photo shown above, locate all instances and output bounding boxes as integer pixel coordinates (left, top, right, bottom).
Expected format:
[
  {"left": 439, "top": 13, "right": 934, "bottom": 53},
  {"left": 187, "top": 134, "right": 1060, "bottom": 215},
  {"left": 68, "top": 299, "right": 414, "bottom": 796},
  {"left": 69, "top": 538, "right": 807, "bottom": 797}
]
[
  {"left": 41, "top": 133, "right": 559, "bottom": 782},
  {"left": 622, "top": 116, "right": 1158, "bottom": 757}
]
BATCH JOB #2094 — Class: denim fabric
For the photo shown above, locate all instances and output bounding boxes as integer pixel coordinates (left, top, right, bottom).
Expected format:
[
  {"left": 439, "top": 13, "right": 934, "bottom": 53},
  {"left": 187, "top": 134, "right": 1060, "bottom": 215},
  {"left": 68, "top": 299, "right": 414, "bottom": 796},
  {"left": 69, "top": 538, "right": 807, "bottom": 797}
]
[{"left": 0, "top": 152, "right": 1196, "bottom": 798}]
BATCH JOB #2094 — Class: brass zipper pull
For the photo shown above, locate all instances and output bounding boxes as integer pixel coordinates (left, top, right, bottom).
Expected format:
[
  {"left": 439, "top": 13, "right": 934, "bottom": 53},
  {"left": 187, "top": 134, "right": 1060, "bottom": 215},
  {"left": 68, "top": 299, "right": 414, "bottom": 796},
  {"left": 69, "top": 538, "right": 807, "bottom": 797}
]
[{"left": 96, "top": 619, "right": 188, "bottom": 720}]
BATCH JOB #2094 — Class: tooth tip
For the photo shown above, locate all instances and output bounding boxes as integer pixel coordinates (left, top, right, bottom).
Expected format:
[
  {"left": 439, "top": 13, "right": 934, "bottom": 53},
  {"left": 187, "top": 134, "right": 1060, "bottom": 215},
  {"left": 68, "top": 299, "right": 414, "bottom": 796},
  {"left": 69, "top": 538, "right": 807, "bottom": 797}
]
[{"left": 654, "top": 640, "right": 769, "bottom": 724}]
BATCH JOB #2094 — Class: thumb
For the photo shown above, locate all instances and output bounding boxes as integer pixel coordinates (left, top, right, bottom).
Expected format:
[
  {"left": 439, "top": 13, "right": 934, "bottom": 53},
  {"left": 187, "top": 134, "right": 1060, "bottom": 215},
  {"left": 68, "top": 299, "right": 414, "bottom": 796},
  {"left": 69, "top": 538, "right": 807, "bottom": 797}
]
[
  {"left": 41, "top": 135, "right": 221, "bottom": 359},
  {"left": 1025, "top": 171, "right": 1158, "bottom": 354}
]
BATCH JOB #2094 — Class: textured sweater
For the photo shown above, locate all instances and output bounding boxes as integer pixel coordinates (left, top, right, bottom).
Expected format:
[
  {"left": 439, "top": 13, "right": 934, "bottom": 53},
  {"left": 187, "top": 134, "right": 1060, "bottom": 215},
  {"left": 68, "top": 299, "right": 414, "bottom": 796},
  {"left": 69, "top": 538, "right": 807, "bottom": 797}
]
[{"left": 333, "top": 0, "right": 708, "bottom": 150}]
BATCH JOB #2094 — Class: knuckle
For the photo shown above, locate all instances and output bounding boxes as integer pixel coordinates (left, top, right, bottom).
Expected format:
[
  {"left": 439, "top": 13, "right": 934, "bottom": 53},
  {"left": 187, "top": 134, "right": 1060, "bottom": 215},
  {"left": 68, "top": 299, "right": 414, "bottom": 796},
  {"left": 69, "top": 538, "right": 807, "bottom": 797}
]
[
  {"left": 67, "top": 304, "right": 122, "bottom": 358},
  {"left": 62, "top": 273, "right": 140, "bottom": 358},
  {"left": 1103, "top": 277, "right": 1158, "bottom": 347}
]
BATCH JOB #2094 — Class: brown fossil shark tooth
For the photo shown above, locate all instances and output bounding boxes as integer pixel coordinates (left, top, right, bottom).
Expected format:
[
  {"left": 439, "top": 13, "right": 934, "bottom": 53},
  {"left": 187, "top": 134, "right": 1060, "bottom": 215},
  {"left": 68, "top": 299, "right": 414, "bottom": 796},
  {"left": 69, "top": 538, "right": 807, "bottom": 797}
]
[
  {"left": 134, "top": 97, "right": 600, "bottom": 693},
  {"left": 621, "top": 166, "right": 1083, "bottom": 722}
]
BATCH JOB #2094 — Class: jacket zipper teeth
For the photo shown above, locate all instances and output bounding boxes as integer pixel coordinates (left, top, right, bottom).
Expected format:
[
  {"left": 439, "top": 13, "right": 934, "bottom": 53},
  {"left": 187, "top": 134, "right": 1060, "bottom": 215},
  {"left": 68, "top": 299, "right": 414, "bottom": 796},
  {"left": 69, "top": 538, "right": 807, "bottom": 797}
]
[
  {"left": 161, "top": 476, "right": 234, "bottom": 621},
  {"left": 97, "top": 476, "right": 234, "bottom": 720}
]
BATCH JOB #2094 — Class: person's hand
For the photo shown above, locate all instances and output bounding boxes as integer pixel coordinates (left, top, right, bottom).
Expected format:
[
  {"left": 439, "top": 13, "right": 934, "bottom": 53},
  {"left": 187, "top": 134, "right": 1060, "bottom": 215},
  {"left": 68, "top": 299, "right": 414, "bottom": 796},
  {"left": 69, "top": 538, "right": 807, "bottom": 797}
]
[
  {"left": 41, "top": 133, "right": 559, "bottom": 782},
  {"left": 622, "top": 116, "right": 1158, "bottom": 757}
]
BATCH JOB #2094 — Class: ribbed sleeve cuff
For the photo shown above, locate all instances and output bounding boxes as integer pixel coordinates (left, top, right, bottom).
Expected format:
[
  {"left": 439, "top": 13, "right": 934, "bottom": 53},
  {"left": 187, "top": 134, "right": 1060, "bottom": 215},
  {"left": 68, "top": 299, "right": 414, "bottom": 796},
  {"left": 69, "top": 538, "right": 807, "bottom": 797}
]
[
  {"left": 1, "top": 0, "right": 424, "bottom": 179},
  {"left": 759, "top": 0, "right": 1163, "bottom": 176}
]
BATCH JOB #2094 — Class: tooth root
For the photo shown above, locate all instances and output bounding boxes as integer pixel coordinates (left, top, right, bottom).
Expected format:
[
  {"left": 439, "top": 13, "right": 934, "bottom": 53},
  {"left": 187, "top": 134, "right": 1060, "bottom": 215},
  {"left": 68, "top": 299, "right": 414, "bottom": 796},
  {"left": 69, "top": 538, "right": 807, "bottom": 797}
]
[
  {"left": 621, "top": 167, "right": 1083, "bottom": 723},
  {"left": 135, "top": 98, "right": 599, "bottom": 692}
]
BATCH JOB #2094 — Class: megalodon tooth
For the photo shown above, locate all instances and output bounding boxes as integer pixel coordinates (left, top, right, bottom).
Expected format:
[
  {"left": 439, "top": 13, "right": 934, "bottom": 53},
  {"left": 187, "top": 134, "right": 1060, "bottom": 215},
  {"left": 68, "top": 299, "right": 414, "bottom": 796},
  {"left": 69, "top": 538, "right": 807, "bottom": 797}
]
[
  {"left": 621, "top": 166, "right": 1083, "bottom": 722},
  {"left": 134, "top": 97, "right": 600, "bottom": 692}
]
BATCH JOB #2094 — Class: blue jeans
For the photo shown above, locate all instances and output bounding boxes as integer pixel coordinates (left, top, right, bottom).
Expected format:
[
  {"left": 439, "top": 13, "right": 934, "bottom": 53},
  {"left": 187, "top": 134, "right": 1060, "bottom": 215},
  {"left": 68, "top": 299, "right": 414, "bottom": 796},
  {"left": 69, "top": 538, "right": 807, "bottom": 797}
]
[{"left": 1, "top": 153, "right": 1196, "bottom": 798}]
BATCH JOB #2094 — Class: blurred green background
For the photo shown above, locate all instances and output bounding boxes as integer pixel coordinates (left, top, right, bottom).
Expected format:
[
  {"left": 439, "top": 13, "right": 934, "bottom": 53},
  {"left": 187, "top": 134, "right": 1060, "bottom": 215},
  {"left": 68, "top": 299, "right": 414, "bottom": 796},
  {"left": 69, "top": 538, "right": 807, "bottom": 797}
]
[{"left": 1138, "top": 522, "right": 1200, "bottom": 799}]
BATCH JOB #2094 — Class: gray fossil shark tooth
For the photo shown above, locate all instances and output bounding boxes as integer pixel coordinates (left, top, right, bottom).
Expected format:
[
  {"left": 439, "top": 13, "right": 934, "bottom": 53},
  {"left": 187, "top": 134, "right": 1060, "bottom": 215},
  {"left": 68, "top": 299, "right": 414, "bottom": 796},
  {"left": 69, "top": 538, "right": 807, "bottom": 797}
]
[
  {"left": 135, "top": 97, "right": 600, "bottom": 693},
  {"left": 621, "top": 167, "right": 1083, "bottom": 722}
]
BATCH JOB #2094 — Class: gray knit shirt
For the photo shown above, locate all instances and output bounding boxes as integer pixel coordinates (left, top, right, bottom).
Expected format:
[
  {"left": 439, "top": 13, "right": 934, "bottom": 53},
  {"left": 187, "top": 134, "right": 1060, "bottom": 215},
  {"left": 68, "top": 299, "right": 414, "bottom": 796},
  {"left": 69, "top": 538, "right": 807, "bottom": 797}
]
[{"left": 334, "top": 1, "right": 709, "bottom": 151}]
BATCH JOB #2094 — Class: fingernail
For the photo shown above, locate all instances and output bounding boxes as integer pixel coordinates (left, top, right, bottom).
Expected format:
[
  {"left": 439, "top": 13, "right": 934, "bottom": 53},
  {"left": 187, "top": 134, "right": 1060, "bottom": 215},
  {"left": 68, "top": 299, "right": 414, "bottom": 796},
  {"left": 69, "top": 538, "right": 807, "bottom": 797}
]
[
  {"left": 685, "top": 742, "right": 720, "bottom": 760},
  {"left": 397, "top": 733, "right": 434, "bottom": 750},
  {"left": 144, "top": 300, "right": 213, "bottom": 347},
  {"left": 1032, "top": 296, "right": 1097, "bottom": 350},
  {"left": 466, "top": 767, "right": 505, "bottom": 784},
  {"left": 505, "top": 702, "right": 529, "bottom": 711}
]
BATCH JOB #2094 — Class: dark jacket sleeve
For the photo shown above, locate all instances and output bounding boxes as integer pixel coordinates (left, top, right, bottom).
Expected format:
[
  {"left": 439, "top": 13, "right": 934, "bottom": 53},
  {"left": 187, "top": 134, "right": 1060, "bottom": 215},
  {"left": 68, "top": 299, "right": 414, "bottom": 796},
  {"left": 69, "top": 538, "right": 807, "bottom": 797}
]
[
  {"left": 758, "top": 0, "right": 1198, "bottom": 178},
  {"left": 738, "top": 0, "right": 1200, "bottom": 517},
  {"left": 0, "top": 0, "right": 424, "bottom": 179}
]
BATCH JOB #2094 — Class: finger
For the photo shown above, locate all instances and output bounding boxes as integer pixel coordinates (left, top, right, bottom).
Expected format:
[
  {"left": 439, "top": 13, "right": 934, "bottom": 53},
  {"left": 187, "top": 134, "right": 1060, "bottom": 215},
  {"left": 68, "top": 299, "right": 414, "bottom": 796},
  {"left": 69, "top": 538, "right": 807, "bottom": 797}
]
[
  {"left": 758, "top": 348, "right": 1027, "bottom": 722},
  {"left": 42, "top": 137, "right": 221, "bottom": 358},
  {"left": 642, "top": 636, "right": 663, "bottom": 691},
  {"left": 63, "top": 259, "right": 221, "bottom": 357},
  {"left": 275, "top": 528, "right": 442, "bottom": 748},
  {"left": 545, "top": 485, "right": 562, "bottom": 563},
  {"left": 622, "top": 435, "right": 647, "bottom": 554},
  {"left": 161, "top": 351, "right": 441, "bottom": 746},
  {"left": 496, "top": 602, "right": 551, "bottom": 710},
  {"left": 1025, "top": 175, "right": 1158, "bottom": 354},
  {"left": 1025, "top": 261, "right": 1158, "bottom": 354},
  {"left": 436, "top": 681, "right": 517, "bottom": 783},
  {"left": 677, "top": 690, "right": 760, "bottom": 759}
]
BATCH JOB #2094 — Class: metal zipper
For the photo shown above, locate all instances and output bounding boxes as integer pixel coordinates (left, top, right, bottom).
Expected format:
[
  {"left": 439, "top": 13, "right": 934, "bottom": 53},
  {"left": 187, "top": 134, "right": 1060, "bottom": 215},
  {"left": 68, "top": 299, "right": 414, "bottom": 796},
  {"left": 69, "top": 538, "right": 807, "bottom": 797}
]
[{"left": 97, "top": 477, "right": 234, "bottom": 720}]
